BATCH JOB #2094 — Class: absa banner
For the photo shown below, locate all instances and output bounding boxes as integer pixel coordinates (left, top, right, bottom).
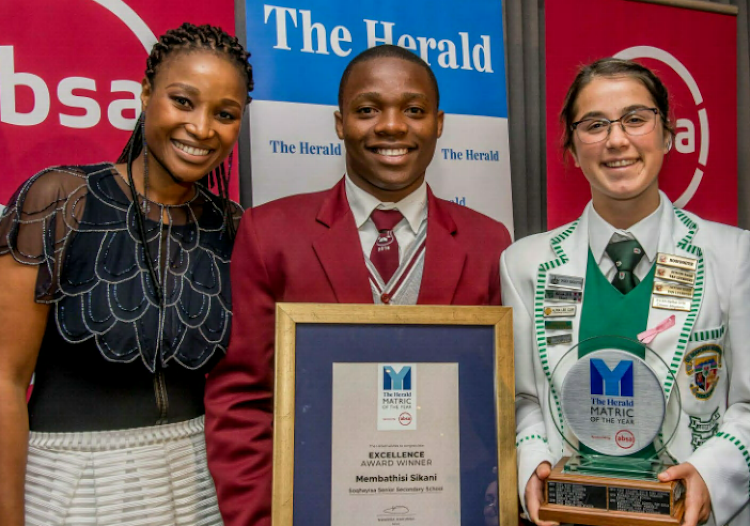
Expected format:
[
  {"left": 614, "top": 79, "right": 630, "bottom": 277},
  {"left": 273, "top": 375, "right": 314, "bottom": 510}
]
[
  {"left": 0, "top": 0, "right": 236, "bottom": 207},
  {"left": 545, "top": 0, "right": 737, "bottom": 228},
  {"left": 245, "top": 0, "right": 514, "bottom": 232}
]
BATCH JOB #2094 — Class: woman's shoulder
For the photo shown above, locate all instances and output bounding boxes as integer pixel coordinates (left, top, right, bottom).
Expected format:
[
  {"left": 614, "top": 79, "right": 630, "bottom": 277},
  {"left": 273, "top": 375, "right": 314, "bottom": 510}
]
[
  {"left": 501, "top": 221, "right": 581, "bottom": 285},
  {"left": 21, "top": 163, "right": 111, "bottom": 186},
  {"left": 6, "top": 163, "right": 114, "bottom": 214},
  {"left": 672, "top": 207, "right": 749, "bottom": 248},
  {"left": 0, "top": 163, "right": 119, "bottom": 264}
]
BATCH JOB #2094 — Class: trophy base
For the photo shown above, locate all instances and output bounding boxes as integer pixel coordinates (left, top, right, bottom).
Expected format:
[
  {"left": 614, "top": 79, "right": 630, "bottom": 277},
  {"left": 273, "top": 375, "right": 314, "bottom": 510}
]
[{"left": 539, "top": 457, "right": 685, "bottom": 526}]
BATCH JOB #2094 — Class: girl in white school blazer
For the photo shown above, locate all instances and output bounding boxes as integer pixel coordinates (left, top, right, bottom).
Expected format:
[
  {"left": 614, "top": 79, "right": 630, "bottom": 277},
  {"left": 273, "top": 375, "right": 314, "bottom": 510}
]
[{"left": 501, "top": 58, "right": 750, "bottom": 526}]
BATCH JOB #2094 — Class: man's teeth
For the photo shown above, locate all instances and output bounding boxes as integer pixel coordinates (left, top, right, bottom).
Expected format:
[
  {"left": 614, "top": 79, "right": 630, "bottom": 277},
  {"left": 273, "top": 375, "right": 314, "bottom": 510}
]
[
  {"left": 174, "top": 141, "right": 210, "bottom": 156},
  {"left": 605, "top": 159, "right": 637, "bottom": 168},
  {"left": 375, "top": 148, "right": 409, "bottom": 157}
]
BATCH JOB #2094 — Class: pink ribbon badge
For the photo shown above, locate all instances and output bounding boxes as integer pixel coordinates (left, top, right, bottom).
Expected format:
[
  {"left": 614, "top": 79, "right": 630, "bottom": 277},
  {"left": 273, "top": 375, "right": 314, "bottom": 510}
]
[{"left": 638, "top": 315, "right": 676, "bottom": 344}]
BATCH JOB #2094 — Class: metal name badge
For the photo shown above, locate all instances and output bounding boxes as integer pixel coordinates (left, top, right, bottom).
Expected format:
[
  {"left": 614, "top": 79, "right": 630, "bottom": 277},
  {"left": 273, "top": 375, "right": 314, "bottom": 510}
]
[
  {"left": 652, "top": 282, "right": 694, "bottom": 299},
  {"left": 656, "top": 253, "right": 698, "bottom": 271},
  {"left": 561, "top": 349, "right": 666, "bottom": 456},
  {"left": 652, "top": 296, "right": 692, "bottom": 312},
  {"left": 545, "top": 320, "right": 573, "bottom": 331},
  {"left": 655, "top": 265, "right": 696, "bottom": 285},
  {"left": 544, "top": 305, "right": 577, "bottom": 317},
  {"left": 547, "top": 334, "right": 573, "bottom": 346},
  {"left": 545, "top": 289, "right": 583, "bottom": 303},
  {"left": 548, "top": 274, "right": 584, "bottom": 290}
]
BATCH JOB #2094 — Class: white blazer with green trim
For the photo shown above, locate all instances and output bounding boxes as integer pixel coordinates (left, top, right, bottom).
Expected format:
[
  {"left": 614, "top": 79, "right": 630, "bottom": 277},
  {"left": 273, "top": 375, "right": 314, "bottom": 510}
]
[{"left": 501, "top": 192, "right": 750, "bottom": 526}]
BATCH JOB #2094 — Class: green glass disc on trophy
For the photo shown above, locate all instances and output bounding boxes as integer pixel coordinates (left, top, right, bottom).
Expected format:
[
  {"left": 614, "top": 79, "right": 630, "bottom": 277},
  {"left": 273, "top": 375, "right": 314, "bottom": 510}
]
[
  {"left": 563, "top": 349, "right": 663, "bottom": 457},
  {"left": 539, "top": 336, "right": 685, "bottom": 526}
]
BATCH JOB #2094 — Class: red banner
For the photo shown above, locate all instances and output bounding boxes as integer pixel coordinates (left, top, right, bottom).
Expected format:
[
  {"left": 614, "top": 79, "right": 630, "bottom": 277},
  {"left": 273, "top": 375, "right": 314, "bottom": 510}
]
[
  {"left": 0, "top": 0, "right": 236, "bottom": 206},
  {"left": 545, "top": 0, "right": 737, "bottom": 228}
]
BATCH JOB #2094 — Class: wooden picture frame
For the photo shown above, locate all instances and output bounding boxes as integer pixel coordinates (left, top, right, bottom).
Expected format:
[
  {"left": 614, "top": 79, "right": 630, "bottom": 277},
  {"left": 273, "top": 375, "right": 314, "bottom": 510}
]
[{"left": 272, "top": 303, "right": 516, "bottom": 526}]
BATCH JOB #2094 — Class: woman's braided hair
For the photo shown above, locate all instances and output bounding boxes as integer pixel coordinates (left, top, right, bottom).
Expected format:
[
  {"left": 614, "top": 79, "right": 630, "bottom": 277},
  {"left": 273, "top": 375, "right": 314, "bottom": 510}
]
[
  {"left": 117, "top": 22, "right": 253, "bottom": 240},
  {"left": 144, "top": 23, "right": 253, "bottom": 97}
]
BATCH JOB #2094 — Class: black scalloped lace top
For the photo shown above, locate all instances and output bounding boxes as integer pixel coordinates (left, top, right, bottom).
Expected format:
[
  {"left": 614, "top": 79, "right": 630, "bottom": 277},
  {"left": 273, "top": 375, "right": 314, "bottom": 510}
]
[{"left": 0, "top": 164, "right": 240, "bottom": 431}]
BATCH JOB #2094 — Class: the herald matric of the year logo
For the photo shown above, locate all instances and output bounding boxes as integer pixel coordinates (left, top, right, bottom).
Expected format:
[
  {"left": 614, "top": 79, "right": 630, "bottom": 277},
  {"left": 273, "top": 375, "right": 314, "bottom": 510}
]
[
  {"left": 590, "top": 358, "right": 634, "bottom": 397},
  {"left": 561, "top": 348, "right": 665, "bottom": 456},
  {"left": 378, "top": 363, "right": 416, "bottom": 431},
  {"left": 383, "top": 365, "right": 412, "bottom": 390},
  {"left": 684, "top": 344, "right": 722, "bottom": 400}
]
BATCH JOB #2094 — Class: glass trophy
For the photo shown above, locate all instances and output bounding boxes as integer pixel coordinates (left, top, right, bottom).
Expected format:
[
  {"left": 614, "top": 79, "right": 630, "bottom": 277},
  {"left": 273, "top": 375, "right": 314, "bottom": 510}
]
[{"left": 538, "top": 336, "right": 685, "bottom": 526}]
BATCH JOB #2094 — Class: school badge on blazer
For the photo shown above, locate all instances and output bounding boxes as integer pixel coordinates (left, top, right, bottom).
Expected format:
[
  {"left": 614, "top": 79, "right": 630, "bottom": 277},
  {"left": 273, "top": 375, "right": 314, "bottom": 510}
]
[{"left": 684, "top": 344, "right": 722, "bottom": 400}]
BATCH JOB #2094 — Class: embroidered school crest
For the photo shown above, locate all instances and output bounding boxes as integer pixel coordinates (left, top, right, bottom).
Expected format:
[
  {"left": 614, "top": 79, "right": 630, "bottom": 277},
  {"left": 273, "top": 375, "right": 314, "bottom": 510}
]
[
  {"left": 376, "top": 231, "right": 395, "bottom": 249},
  {"left": 684, "top": 344, "right": 722, "bottom": 400}
]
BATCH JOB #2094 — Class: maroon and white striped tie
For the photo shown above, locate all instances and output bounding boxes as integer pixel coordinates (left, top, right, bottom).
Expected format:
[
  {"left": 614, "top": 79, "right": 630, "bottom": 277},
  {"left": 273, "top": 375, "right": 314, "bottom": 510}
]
[{"left": 369, "top": 209, "right": 403, "bottom": 283}]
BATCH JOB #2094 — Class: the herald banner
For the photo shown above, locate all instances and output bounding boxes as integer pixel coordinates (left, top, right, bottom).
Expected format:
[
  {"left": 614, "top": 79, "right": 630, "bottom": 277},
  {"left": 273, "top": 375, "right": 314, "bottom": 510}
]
[
  {"left": 545, "top": 0, "right": 737, "bottom": 228},
  {"left": 0, "top": 0, "right": 236, "bottom": 207},
  {"left": 244, "top": 0, "right": 514, "bottom": 232}
]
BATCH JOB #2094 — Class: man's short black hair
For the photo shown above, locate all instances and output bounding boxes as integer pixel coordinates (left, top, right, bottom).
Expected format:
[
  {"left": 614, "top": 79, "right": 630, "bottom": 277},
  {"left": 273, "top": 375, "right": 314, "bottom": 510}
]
[{"left": 338, "top": 44, "right": 440, "bottom": 109}]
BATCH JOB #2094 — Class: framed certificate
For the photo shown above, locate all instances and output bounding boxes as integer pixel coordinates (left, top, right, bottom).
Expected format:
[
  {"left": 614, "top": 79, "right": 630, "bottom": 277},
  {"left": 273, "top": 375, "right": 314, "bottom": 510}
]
[{"left": 272, "top": 304, "right": 516, "bottom": 526}]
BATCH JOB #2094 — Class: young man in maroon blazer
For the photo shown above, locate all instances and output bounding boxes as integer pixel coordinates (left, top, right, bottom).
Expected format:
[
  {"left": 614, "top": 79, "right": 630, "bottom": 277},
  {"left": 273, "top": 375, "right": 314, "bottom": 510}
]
[{"left": 204, "top": 44, "right": 512, "bottom": 526}]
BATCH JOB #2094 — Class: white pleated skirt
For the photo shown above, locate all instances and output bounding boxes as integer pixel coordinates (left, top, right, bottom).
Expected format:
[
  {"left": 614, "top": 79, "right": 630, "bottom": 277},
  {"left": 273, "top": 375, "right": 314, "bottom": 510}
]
[{"left": 25, "top": 416, "right": 223, "bottom": 526}]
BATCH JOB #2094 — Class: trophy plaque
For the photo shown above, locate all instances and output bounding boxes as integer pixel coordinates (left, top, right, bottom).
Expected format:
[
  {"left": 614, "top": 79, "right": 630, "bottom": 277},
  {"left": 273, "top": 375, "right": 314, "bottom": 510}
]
[{"left": 538, "top": 337, "right": 684, "bottom": 526}]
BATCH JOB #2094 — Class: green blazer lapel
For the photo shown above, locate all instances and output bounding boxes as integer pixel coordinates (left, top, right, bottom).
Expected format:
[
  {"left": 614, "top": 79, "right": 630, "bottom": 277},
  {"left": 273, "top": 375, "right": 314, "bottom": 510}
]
[
  {"left": 644, "top": 204, "right": 705, "bottom": 405},
  {"left": 533, "top": 210, "right": 590, "bottom": 433}
]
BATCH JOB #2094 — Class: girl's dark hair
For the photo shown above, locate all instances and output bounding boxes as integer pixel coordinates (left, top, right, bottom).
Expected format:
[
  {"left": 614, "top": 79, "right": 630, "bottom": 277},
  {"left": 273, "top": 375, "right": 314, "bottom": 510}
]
[
  {"left": 560, "top": 57, "right": 674, "bottom": 154},
  {"left": 117, "top": 22, "right": 253, "bottom": 241}
]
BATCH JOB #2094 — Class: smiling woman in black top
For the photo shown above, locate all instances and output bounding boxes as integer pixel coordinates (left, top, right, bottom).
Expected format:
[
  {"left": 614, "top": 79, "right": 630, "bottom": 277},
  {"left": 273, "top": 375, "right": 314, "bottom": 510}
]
[{"left": 0, "top": 22, "right": 251, "bottom": 526}]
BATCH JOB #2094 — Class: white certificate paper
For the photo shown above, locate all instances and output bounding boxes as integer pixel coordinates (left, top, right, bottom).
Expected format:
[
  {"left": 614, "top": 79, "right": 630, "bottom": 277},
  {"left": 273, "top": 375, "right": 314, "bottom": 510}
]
[{"left": 331, "top": 363, "right": 461, "bottom": 526}]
